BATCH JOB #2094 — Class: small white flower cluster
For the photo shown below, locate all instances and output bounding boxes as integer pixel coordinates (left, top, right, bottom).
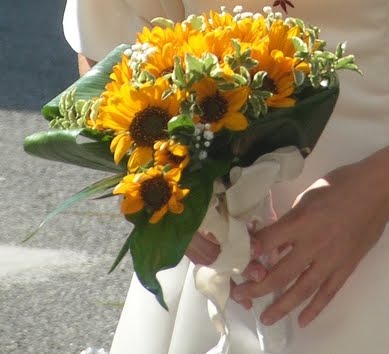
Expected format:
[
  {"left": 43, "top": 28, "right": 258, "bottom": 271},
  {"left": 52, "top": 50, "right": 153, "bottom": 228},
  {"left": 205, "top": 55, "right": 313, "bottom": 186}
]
[
  {"left": 124, "top": 43, "right": 156, "bottom": 72},
  {"left": 232, "top": 5, "right": 255, "bottom": 21},
  {"left": 263, "top": 6, "right": 283, "bottom": 22},
  {"left": 193, "top": 123, "right": 215, "bottom": 160}
]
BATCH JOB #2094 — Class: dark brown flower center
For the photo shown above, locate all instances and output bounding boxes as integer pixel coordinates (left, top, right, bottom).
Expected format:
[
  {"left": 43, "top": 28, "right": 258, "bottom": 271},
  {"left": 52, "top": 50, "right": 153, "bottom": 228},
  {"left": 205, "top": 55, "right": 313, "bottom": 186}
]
[
  {"left": 262, "top": 77, "right": 277, "bottom": 93},
  {"left": 199, "top": 92, "right": 228, "bottom": 123},
  {"left": 130, "top": 106, "right": 170, "bottom": 146},
  {"left": 140, "top": 176, "right": 172, "bottom": 211},
  {"left": 160, "top": 66, "right": 174, "bottom": 77},
  {"left": 167, "top": 151, "right": 185, "bottom": 165}
]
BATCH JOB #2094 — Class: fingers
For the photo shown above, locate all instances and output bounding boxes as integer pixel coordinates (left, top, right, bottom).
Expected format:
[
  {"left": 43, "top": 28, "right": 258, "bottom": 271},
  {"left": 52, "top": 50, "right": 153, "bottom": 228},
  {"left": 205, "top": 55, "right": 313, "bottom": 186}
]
[
  {"left": 251, "top": 211, "right": 303, "bottom": 255},
  {"left": 298, "top": 235, "right": 374, "bottom": 327},
  {"left": 230, "top": 279, "right": 253, "bottom": 310},
  {"left": 259, "top": 262, "right": 329, "bottom": 326},
  {"left": 232, "top": 247, "right": 310, "bottom": 300},
  {"left": 242, "top": 260, "right": 267, "bottom": 282},
  {"left": 186, "top": 232, "right": 220, "bottom": 265},
  {"left": 297, "top": 269, "right": 348, "bottom": 328}
]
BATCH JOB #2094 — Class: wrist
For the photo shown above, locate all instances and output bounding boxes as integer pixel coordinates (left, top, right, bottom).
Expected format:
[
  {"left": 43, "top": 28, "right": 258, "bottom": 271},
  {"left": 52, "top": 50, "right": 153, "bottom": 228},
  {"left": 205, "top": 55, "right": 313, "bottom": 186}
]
[{"left": 358, "top": 147, "right": 389, "bottom": 220}]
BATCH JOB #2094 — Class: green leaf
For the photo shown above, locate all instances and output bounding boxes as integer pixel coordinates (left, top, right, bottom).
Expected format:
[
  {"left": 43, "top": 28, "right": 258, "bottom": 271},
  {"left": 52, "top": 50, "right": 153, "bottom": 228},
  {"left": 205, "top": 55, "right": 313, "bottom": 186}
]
[
  {"left": 150, "top": 17, "right": 175, "bottom": 29},
  {"left": 251, "top": 71, "right": 267, "bottom": 89},
  {"left": 24, "top": 174, "right": 124, "bottom": 242},
  {"left": 187, "top": 15, "right": 206, "bottom": 32},
  {"left": 293, "top": 70, "right": 306, "bottom": 87},
  {"left": 185, "top": 53, "right": 204, "bottom": 74},
  {"left": 291, "top": 37, "right": 308, "bottom": 53},
  {"left": 168, "top": 114, "right": 195, "bottom": 135},
  {"left": 42, "top": 44, "right": 132, "bottom": 121},
  {"left": 233, "top": 81, "right": 340, "bottom": 165},
  {"left": 172, "top": 57, "right": 186, "bottom": 88},
  {"left": 335, "top": 41, "right": 347, "bottom": 58},
  {"left": 24, "top": 129, "right": 126, "bottom": 173}
]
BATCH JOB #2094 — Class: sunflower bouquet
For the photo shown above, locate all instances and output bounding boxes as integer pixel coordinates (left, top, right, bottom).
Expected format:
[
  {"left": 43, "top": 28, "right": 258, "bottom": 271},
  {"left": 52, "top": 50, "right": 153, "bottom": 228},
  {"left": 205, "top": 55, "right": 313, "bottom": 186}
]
[{"left": 25, "top": 6, "right": 359, "bottom": 346}]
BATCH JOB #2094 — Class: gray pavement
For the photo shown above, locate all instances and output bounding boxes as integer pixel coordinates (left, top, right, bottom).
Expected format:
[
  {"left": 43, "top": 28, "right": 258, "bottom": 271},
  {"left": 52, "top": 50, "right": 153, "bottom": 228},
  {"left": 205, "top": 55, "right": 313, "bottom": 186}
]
[{"left": 1, "top": 1, "right": 134, "bottom": 353}]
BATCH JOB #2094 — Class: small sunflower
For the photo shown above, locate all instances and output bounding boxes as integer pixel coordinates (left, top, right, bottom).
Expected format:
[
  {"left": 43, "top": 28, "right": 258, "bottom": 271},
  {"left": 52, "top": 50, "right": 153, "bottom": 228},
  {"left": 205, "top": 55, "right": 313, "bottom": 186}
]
[
  {"left": 154, "top": 140, "right": 190, "bottom": 169},
  {"left": 193, "top": 78, "right": 249, "bottom": 132},
  {"left": 113, "top": 167, "right": 190, "bottom": 224},
  {"left": 250, "top": 21, "right": 311, "bottom": 108},
  {"left": 251, "top": 45, "right": 297, "bottom": 107},
  {"left": 95, "top": 78, "right": 183, "bottom": 170}
]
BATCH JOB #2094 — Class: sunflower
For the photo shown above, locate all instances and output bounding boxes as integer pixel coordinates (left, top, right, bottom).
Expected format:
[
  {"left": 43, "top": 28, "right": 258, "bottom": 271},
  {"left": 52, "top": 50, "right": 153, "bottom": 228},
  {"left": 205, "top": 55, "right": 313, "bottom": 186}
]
[
  {"left": 113, "top": 167, "right": 190, "bottom": 224},
  {"left": 250, "top": 21, "right": 310, "bottom": 108},
  {"left": 192, "top": 78, "right": 249, "bottom": 132},
  {"left": 95, "top": 78, "right": 184, "bottom": 170},
  {"left": 154, "top": 140, "right": 190, "bottom": 169}
]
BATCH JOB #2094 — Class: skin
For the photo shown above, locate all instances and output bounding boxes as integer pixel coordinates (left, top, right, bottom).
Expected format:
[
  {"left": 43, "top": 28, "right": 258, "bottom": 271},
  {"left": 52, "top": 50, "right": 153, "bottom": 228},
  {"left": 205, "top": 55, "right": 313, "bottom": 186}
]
[
  {"left": 78, "top": 54, "right": 96, "bottom": 76},
  {"left": 78, "top": 53, "right": 389, "bottom": 328},
  {"left": 231, "top": 146, "right": 389, "bottom": 327}
]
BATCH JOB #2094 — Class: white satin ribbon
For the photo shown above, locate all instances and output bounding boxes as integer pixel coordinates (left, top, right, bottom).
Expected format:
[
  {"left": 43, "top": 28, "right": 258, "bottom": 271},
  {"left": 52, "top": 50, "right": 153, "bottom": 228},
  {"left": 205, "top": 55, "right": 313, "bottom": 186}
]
[{"left": 193, "top": 146, "right": 304, "bottom": 354}]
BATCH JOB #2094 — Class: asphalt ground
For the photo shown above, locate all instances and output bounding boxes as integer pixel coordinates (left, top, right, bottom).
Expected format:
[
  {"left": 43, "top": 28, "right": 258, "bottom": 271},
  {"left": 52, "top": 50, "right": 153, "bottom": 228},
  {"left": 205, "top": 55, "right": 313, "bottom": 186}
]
[{"left": 0, "top": 1, "right": 134, "bottom": 352}]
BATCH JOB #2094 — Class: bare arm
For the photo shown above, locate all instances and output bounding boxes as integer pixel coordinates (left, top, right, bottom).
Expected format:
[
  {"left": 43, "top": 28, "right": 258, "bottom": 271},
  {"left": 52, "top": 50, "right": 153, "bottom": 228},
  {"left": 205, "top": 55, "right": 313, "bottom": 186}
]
[{"left": 78, "top": 54, "right": 97, "bottom": 76}]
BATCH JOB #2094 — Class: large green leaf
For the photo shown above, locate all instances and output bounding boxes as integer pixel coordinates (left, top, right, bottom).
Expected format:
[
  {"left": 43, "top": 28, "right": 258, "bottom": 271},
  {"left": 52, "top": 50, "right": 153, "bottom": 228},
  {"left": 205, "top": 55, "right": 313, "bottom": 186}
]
[
  {"left": 42, "top": 44, "right": 132, "bottom": 121},
  {"left": 24, "top": 129, "right": 126, "bottom": 173},
  {"left": 233, "top": 83, "right": 340, "bottom": 165},
  {"left": 24, "top": 174, "right": 124, "bottom": 242},
  {"left": 110, "top": 158, "right": 232, "bottom": 309}
]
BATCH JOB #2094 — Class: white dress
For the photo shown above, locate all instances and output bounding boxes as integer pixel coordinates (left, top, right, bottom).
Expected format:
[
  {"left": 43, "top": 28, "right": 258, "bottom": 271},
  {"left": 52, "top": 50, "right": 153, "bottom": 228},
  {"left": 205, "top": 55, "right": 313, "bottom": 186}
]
[{"left": 63, "top": 1, "right": 389, "bottom": 353}]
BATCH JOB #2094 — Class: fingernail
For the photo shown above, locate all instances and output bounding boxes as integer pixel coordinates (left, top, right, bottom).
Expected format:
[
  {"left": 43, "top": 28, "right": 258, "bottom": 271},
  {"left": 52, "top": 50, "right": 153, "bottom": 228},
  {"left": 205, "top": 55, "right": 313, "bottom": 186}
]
[
  {"left": 232, "top": 291, "right": 244, "bottom": 302},
  {"left": 299, "top": 317, "right": 309, "bottom": 328},
  {"left": 249, "top": 269, "right": 264, "bottom": 282},
  {"left": 240, "top": 299, "right": 252, "bottom": 310},
  {"left": 260, "top": 314, "right": 274, "bottom": 326}
]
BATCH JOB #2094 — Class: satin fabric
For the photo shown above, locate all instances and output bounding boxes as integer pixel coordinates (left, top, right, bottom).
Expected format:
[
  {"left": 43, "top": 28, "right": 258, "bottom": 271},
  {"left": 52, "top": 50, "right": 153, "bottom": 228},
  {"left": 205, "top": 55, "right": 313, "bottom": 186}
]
[{"left": 63, "top": 1, "right": 389, "bottom": 353}]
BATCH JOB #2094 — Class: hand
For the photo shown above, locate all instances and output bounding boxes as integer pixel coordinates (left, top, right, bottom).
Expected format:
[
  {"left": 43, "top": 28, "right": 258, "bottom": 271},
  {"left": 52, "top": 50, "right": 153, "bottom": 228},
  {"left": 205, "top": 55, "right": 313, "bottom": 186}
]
[
  {"left": 232, "top": 149, "right": 389, "bottom": 327},
  {"left": 186, "top": 224, "right": 268, "bottom": 310}
]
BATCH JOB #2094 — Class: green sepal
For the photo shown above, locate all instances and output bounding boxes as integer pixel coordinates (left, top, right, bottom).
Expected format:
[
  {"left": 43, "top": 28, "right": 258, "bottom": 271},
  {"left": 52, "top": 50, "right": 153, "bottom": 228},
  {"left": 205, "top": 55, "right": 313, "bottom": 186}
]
[
  {"left": 24, "top": 128, "right": 126, "bottom": 173},
  {"left": 24, "top": 173, "right": 125, "bottom": 242},
  {"left": 168, "top": 114, "right": 195, "bottom": 135},
  {"left": 41, "top": 44, "right": 132, "bottom": 121},
  {"left": 233, "top": 82, "right": 340, "bottom": 165}
]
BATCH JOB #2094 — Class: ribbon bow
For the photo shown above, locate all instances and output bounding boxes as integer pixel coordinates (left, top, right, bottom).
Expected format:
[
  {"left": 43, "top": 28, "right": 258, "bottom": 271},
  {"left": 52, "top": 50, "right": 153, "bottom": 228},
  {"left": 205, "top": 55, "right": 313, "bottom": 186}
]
[{"left": 193, "top": 146, "right": 304, "bottom": 354}]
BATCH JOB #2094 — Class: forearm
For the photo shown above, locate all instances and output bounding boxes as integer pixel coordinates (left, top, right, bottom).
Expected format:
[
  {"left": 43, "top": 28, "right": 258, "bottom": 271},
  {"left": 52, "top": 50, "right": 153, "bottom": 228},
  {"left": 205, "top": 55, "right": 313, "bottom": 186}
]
[
  {"left": 78, "top": 54, "right": 97, "bottom": 76},
  {"left": 330, "top": 146, "right": 389, "bottom": 222},
  {"left": 360, "top": 146, "right": 389, "bottom": 219}
]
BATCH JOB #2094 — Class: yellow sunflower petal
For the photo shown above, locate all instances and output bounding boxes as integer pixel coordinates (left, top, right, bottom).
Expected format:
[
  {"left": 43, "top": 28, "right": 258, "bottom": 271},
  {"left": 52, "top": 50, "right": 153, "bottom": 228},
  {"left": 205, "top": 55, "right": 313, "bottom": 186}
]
[
  {"left": 128, "top": 147, "right": 153, "bottom": 172},
  {"left": 267, "top": 96, "right": 296, "bottom": 108},
  {"left": 111, "top": 134, "right": 132, "bottom": 164},
  {"left": 168, "top": 197, "right": 184, "bottom": 214},
  {"left": 120, "top": 194, "right": 144, "bottom": 214},
  {"left": 149, "top": 205, "right": 168, "bottom": 224},
  {"left": 221, "top": 112, "right": 248, "bottom": 131},
  {"left": 222, "top": 87, "right": 249, "bottom": 112},
  {"left": 165, "top": 168, "right": 182, "bottom": 183},
  {"left": 193, "top": 78, "right": 217, "bottom": 102}
]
